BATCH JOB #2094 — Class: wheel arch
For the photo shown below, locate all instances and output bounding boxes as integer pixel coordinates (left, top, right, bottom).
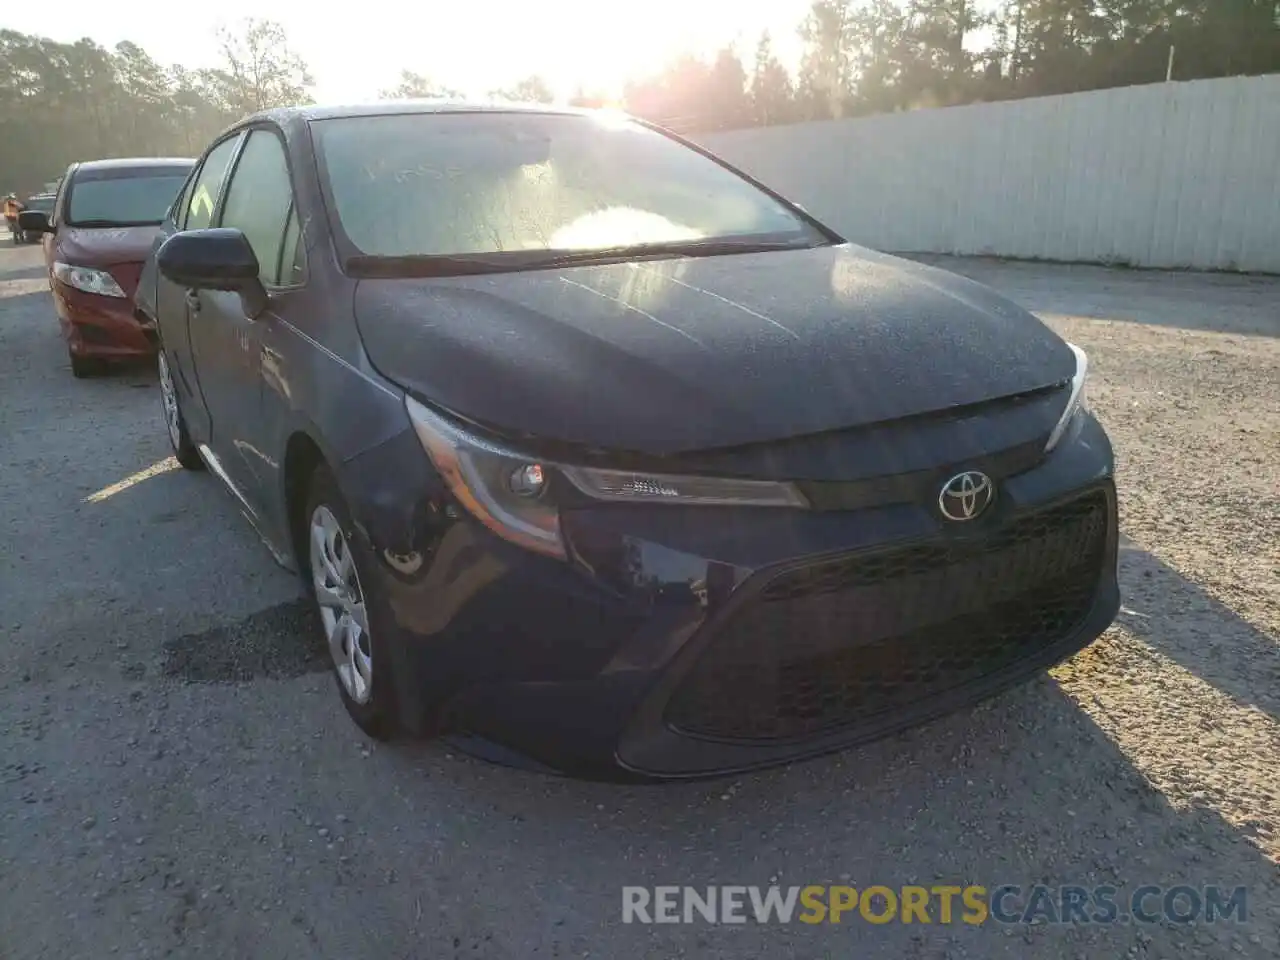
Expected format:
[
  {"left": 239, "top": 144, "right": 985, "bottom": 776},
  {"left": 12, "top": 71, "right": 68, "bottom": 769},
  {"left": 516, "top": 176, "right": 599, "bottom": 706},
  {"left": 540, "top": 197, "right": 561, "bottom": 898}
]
[
  {"left": 282, "top": 427, "right": 334, "bottom": 571},
  {"left": 277, "top": 404, "right": 417, "bottom": 575},
  {"left": 283, "top": 422, "right": 432, "bottom": 739}
]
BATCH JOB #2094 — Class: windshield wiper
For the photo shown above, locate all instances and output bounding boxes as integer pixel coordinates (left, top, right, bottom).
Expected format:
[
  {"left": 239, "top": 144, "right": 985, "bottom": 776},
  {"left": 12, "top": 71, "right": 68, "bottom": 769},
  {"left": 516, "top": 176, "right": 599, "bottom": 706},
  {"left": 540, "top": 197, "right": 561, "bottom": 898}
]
[
  {"left": 537, "top": 237, "right": 822, "bottom": 267},
  {"left": 345, "top": 237, "right": 825, "bottom": 279}
]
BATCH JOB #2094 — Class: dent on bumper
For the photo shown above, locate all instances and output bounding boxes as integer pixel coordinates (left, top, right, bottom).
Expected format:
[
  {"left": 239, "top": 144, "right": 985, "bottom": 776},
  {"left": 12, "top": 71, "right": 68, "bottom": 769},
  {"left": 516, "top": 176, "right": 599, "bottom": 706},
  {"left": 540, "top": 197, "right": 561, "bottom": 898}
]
[
  {"left": 55, "top": 284, "right": 155, "bottom": 356},
  {"left": 352, "top": 414, "right": 1119, "bottom": 781}
]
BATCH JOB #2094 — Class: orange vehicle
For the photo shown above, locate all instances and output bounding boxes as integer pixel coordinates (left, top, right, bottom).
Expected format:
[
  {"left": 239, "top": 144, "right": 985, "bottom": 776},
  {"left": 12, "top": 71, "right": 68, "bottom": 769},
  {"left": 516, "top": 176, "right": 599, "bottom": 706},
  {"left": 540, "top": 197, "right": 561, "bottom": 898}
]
[{"left": 3, "top": 193, "right": 23, "bottom": 241}]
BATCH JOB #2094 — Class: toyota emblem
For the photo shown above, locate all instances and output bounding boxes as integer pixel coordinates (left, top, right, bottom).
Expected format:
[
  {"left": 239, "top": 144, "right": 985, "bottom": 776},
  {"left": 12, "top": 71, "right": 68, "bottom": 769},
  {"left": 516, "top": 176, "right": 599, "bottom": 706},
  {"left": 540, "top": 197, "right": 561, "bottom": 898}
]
[{"left": 938, "top": 471, "right": 995, "bottom": 522}]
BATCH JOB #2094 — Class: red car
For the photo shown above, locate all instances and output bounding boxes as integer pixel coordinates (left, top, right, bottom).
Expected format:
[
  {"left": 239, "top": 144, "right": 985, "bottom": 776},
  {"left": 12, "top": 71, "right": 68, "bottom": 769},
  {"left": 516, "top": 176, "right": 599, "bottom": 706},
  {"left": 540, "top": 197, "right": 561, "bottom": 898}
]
[{"left": 22, "top": 157, "right": 194, "bottom": 377}]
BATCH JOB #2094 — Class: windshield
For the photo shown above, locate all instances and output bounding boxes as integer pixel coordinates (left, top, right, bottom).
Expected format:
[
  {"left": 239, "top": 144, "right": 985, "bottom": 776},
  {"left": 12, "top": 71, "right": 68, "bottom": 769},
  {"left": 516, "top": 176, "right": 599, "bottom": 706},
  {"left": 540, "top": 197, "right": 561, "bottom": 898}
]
[
  {"left": 312, "top": 112, "right": 827, "bottom": 269},
  {"left": 66, "top": 167, "right": 191, "bottom": 227},
  {"left": 24, "top": 196, "right": 54, "bottom": 213}
]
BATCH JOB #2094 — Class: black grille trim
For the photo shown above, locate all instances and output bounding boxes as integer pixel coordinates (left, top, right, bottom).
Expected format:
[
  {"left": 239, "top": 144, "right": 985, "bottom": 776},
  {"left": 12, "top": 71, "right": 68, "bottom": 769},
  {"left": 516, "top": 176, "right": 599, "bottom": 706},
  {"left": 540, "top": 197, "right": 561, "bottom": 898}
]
[
  {"left": 795, "top": 438, "right": 1045, "bottom": 512},
  {"left": 665, "top": 492, "right": 1109, "bottom": 744}
]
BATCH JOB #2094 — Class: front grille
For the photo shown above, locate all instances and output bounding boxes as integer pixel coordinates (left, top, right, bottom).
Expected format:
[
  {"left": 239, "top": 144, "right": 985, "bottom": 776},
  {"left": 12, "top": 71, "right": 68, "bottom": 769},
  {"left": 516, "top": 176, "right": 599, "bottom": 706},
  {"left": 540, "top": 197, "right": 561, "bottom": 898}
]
[{"left": 665, "top": 493, "right": 1109, "bottom": 743}]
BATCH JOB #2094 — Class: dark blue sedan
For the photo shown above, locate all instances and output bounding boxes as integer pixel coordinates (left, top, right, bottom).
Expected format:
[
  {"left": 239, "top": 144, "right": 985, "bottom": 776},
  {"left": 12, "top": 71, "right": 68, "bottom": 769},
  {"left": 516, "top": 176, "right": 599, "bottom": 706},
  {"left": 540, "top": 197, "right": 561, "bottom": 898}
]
[{"left": 136, "top": 102, "right": 1118, "bottom": 781}]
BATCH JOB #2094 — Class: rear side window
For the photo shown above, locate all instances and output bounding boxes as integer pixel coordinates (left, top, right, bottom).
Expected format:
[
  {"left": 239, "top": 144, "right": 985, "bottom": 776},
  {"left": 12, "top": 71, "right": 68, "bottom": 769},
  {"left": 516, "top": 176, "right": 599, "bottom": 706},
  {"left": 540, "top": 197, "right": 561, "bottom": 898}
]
[
  {"left": 218, "top": 129, "right": 296, "bottom": 286},
  {"left": 185, "top": 136, "right": 241, "bottom": 231}
]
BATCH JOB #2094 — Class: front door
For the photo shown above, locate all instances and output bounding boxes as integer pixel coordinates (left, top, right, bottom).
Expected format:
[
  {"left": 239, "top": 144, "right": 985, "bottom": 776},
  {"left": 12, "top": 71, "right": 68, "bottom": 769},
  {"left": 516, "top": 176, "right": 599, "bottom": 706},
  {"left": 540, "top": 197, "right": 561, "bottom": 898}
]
[
  {"left": 189, "top": 285, "right": 268, "bottom": 511},
  {"left": 188, "top": 126, "right": 301, "bottom": 517},
  {"left": 163, "top": 133, "right": 244, "bottom": 451}
]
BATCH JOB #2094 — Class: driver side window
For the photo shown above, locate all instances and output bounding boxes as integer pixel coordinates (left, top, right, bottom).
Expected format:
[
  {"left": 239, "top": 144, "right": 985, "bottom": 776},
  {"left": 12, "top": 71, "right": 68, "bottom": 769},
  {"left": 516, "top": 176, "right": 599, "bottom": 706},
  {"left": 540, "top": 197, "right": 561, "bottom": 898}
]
[
  {"left": 217, "top": 129, "right": 298, "bottom": 288},
  {"left": 185, "top": 135, "right": 240, "bottom": 231}
]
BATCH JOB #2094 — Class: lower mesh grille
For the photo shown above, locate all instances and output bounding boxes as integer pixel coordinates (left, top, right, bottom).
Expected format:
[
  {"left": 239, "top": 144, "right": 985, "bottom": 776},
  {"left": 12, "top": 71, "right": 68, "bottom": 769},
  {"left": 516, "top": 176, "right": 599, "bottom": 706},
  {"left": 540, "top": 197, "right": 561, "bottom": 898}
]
[{"left": 665, "top": 493, "right": 1109, "bottom": 743}]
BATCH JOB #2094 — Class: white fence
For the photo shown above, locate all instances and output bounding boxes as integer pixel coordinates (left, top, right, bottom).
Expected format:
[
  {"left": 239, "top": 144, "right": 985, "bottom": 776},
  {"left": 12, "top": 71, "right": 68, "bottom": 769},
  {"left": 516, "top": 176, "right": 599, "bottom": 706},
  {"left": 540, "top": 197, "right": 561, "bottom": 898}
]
[{"left": 699, "top": 74, "right": 1280, "bottom": 274}]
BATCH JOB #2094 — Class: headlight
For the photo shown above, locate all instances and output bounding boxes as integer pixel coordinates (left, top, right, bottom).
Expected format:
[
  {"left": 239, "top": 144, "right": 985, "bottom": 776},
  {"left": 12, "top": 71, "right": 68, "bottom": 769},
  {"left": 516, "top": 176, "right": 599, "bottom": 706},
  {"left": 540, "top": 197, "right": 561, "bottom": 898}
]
[
  {"left": 406, "top": 398, "right": 812, "bottom": 560},
  {"left": 560, "top": 466, "right": 808, "bottom": 508},
  {"left": 53, "top": 261, "right": 126, "bottom": 298},
  {"left": 1044, "top": 342, "right": 1090, "bottom": 453},
  {"left": 406, "top": 396, "right": 566, "bottom": 559}
]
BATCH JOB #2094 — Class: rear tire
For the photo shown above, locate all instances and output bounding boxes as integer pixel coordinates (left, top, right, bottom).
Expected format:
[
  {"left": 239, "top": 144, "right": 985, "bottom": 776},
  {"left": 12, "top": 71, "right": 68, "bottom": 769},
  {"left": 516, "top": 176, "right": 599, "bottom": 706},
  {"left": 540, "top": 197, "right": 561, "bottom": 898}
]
[
  {"left": 157, "top": 349, "right": 203, "bottom": 470},
  {"left": 305, "top": 464, "right": 401, "bottom": 741}
]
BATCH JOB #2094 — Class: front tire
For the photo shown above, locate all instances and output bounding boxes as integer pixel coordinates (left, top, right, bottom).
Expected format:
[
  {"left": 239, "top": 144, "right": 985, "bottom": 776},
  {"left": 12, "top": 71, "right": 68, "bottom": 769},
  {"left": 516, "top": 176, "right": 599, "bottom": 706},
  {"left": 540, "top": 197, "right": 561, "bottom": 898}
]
[
  {"left": 157, "top": 349, "right": 203, "bottom": 470},
  {"left": 306, "top": 465, "right": 400, "bottom": 741},
  {"left": 69, "top": 349, "right": 103, "bottom": 379}
]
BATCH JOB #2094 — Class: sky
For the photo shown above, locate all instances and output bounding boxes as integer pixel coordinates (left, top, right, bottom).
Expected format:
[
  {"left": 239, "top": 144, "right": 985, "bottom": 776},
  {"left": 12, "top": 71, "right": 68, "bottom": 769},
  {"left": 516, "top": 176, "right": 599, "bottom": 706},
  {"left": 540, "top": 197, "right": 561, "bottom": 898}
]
[{"left": 6, "top": 0, "right": 819, "bottom": 103}]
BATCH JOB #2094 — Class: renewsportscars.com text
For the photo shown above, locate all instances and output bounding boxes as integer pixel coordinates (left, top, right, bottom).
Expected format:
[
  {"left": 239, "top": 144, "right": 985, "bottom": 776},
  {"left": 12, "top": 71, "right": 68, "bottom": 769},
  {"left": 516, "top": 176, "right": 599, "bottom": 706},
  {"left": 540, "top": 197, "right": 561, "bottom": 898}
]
[{"left": 622, "top": 884, "right": 1249, "bottom": 926}]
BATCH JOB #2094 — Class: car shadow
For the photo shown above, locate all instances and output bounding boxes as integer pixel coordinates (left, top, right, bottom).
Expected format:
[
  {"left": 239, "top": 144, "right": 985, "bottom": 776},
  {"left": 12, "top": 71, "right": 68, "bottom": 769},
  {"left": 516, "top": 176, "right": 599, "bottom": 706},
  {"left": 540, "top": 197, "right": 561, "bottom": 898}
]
[
  {"left": 336, "top": 522, "right": 1280, "bottom": 953},
  {"left": 86, "top": 356, "right": 158, "bottom": 381},
  {"left": 1115, "top": 536, "right": 1280, "bottom": 722},
  {"left": 372, "top": 671, "right": 1277, "bottom": 957}
]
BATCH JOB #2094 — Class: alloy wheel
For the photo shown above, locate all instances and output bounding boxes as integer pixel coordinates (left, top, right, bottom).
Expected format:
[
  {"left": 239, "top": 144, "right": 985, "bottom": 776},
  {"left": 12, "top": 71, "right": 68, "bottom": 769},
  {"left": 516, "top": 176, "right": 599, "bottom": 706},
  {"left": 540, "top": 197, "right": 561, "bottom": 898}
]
[
  {"left": 309, "top": 504, "right": 373, "bottom": 705},
  {"left": 158, "top": 351, "right": 182, "bottom": 452}
]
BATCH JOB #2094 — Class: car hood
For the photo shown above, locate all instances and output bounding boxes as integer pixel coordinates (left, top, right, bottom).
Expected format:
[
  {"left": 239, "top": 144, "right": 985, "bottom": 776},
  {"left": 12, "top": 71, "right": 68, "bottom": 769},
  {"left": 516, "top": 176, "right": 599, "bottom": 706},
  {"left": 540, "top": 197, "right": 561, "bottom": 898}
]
[
  {"left": 56, "top": 225, "right": 162, "bottom": 268},
  {"left": 354, "top": 243, "right": 1075, "bottom": 456}
]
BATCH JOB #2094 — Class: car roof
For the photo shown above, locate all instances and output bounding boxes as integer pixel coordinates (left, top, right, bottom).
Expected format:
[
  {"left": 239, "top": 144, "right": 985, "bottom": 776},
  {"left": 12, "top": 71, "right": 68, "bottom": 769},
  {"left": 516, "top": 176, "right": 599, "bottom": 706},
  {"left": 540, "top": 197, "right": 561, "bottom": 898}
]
[
  {"left": 243, "top": 100, "right": 598, "bottom": 126},
  {"left": 73, "top": 157, "right": 196, "bottom": 173}
]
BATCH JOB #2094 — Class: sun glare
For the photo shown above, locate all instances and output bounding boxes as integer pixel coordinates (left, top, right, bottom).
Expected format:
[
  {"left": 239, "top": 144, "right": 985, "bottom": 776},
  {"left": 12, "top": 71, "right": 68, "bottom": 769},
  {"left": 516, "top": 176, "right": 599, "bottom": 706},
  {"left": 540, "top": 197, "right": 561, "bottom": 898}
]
[
  {"left": 549, "top": 208, "right": 703, "bottom": 250},
  {"left": 19, "top": 1, "right": 814, "bottom": 105},
  {"left": 589, "top": 109, "right": 634, "bottom": 129}
]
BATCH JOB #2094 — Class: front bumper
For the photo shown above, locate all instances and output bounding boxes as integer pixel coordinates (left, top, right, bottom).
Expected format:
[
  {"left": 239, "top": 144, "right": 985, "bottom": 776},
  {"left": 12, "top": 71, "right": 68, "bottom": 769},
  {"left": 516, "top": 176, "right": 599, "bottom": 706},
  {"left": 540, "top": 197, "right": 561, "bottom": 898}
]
[
  {"left": 53, "top": 281, "right": 157, "bottom": 358},
  {"left": 351, "top": 411, "right": 1120, "bottom": 782}
]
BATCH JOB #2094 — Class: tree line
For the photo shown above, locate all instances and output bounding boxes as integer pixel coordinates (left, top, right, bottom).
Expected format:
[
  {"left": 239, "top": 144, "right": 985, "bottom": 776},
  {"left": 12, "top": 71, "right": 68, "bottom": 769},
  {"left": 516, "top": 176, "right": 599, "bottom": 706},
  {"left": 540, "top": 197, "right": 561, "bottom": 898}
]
[
  {"left": 623, "top": 1, "right": 1280, "bottom": 132},
  {"left": 1, "top": 20, "right": 314, "bottom": 196},
  {"left": 3, "top": 2, "right": 1277, "bottom": 196}
]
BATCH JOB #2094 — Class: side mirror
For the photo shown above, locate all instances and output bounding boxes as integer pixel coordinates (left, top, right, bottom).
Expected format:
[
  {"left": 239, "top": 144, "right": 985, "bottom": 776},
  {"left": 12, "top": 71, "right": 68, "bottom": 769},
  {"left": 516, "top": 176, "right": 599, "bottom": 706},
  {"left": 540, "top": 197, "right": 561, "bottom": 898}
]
[
  {"left": 157, "top": 228, "right": 268, "bottom": 317},
  {"left": 18, "top": 210, "right": 51, "bottom": 233}
]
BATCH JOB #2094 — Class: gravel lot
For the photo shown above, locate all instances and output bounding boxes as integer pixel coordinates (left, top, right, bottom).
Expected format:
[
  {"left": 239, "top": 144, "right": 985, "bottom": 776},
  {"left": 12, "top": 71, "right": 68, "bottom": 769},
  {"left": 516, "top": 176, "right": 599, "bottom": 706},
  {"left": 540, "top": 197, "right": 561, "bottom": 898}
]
[{"left": 1, "top": 238, "right": 1277, "bottom": 959}]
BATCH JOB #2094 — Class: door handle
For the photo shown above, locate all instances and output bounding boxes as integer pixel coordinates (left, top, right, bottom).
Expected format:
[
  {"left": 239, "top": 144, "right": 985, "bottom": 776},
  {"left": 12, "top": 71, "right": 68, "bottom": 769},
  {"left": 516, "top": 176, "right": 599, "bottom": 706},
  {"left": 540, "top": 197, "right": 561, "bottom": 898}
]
[{"left": 185, "top": 290, "right": 201, "bottom": 314}]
